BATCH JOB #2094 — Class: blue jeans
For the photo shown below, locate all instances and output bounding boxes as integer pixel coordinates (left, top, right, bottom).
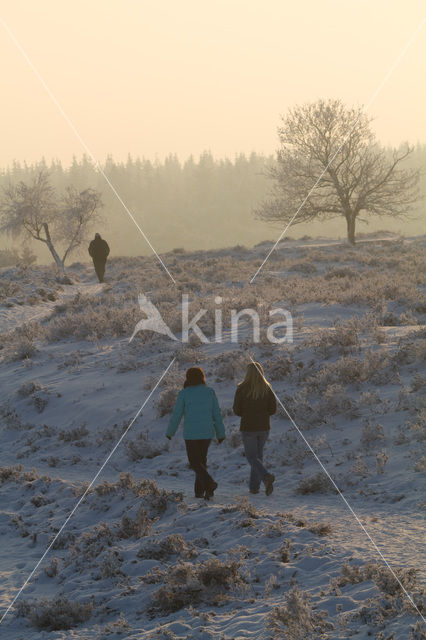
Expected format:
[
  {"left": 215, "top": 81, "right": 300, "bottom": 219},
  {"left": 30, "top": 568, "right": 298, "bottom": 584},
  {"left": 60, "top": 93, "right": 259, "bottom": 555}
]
[{"left": 242, "top": 431, "right": 269, "bottom": 492}]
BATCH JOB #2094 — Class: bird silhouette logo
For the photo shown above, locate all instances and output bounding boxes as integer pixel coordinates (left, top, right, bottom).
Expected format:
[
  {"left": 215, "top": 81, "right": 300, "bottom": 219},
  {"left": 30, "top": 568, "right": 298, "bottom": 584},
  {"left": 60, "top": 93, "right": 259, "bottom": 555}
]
[{"left": 129, "top": 293, "right": 178, "bottom": 343}]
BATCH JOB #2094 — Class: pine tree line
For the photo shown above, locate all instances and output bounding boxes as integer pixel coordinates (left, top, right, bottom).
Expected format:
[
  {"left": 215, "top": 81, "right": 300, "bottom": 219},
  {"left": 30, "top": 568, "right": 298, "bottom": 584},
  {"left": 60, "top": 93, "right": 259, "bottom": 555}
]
[{"left": 0, "top": 146, "right": 424, "bottom": 260}]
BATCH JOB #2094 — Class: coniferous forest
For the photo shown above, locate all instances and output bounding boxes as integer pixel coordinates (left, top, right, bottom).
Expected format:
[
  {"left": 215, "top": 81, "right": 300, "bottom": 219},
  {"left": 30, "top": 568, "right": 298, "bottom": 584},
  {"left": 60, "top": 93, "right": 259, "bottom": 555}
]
[{"left": 1, "top": 145, "right": 424, "bottom": 262}]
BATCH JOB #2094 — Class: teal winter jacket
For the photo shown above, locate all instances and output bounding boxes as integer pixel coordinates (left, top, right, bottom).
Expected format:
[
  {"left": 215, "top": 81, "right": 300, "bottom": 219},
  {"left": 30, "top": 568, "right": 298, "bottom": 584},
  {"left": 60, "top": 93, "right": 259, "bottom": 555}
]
[{"left": 166, "top": 385, "right": 225, "bottom": 440}]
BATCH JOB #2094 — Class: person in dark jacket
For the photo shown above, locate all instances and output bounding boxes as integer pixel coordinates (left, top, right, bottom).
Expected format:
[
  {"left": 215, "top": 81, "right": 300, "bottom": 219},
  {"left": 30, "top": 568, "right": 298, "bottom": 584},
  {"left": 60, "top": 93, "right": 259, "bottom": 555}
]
[
  {"left": 166, "top": 367, "right": 225, "bottom": 500},
  {"left": 233, "top": 362, "right": 277, "bottom": 495},
  {"left": 88, "top": 233, "right": 110, "bottom": 282}
]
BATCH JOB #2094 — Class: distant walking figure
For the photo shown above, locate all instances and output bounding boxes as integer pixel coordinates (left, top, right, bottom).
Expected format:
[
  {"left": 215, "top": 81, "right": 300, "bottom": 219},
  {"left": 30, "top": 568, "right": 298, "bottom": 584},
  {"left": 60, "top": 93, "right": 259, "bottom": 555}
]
[
  {"left": 88, "top": 233, "right": 110, "bottom": 283},
  {"left": 233, "top": 362, "right": 277, "bottom": 495},
  {"left": 166, "top": 367, "right": 225, "bottom": 500}
]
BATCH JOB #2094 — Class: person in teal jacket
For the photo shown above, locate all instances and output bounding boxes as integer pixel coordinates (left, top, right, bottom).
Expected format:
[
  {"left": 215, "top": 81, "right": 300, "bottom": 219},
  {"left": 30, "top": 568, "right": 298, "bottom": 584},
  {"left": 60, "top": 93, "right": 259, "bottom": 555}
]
[{"left": 166, "top": 366, "right": 225, "bottom": 499}]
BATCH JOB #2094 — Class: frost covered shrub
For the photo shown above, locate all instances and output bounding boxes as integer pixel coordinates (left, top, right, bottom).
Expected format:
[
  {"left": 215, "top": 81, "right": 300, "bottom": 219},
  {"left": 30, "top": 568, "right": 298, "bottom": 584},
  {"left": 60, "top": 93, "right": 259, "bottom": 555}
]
[
  {"left": 174, "top": 344, "right": 202, "bottom": 364},
  {"left": 350, "top": 454, "right": 369, "bottom": 477},
  {"left": 283, "top": 388, "right": 322, "bottom": 428},
  {"left": 45, "top": 292, "right": 141, "bottom": 341},
  {"left": 0, "top": 405, "right": 27, "bottom": 430},
  {"left": 90, "top": 473, "right": 183, "bottom": 516},
  {"left": 59, "top": 424, "right": 89, "bottom": 442},
  {"left": 360, "top": 420, "right": 385, "bottom": 449},
  {"left": 137, "top": 534, "right": 197, "bottom": 561},
  {"left": 125, "top": 432, "right": 168, "bottom": 461},
  {"left": 284, "top": 383, "right": 357, "bottom": 425},
  {"left": 262, "top": 520, "right": 285, "bottom": 538},
  {"left": 98, "top": 614, "right": 132, "bottom": 636},
  {"left": 376, "top": 450, "right": 389, "bottom": 474},
  {"left": 409, "top": 621, "right": 426, "bottom": 640},
  {"left": 305, "top": 351, "right": 397, "bottom": 391},
  {"left": 324, "top": 266, "right": 359, "bottom": 279},
  {"left": 288, "top": 261, "right": 318, "bottom": 274},
  {"left": 279, "top": 540, "right": 292, "bottom": 563},
  {"left": 307, "top": 522, "right": 333, "bottom": 536},
  {"left": 411, "top": 374, "right": 426, "bottom": 393},
  {"left": 359, "top": 390, "right": 382, "bottom": 407},
  {"left": 408, "top": 411, "right": 426, "bottom": 442},
  {"left": 222, "top": 496, "right": 259, "bottom": 518},
  {"left": 393, "top": 425, "right": 410, "bottom": 446},
  {"left": 150, "top": 558, "right": 246, "bottom": 614},
  {"left": 98, "top": 550, "right": 124, "bottom": 579},
  {"left": 0, "top": 465, "right": 40, "bottom": 485},
  {"left": 68, "top": 522, "right": 116, "bottom": 567},
  {"left": 414, "top": 456, "right": 426, "bottom": 472},
  {"left": 18, "top": 380, "right": 44, "bottom": 397},
  {"left": 4, "top": 324, "right": 42, "bottom": 361},
  {"left": 267, "top": 585, "right": 329, "bottom": 639},
  {"left": 296, "top": 472, "right": 337, "bottom": 495},
  {"left": 119, "top": 506, "right": 153, "bottom": 539},
  {"left": 319, "top": 383, "right": 358, "bottom": 418},
  {"left": 33, "top": 393, "right": 48, "bottom": 413},
  {"left": 337, "top": 562, "right": 418, "bottom": 596},
  {"left": 17, "top": 596, "right": 94, "bottom": 630},
  {"left": 304, "top": 320, "right": 360, "bottom": 358},
  {"left": 394, "top": 331, "right": 426, "bottom": 365},
  {"left": 267, "top": 355, "right": 292, "bottom": 381},
  {"left": 214, "top": 351, "right": 248, "bottom": 380},
  {"left": 44, "top": 557, "right": 59, "bottom": 578},
  {"left": 156, "top": 384, "right": 180, "bottom": 417}
]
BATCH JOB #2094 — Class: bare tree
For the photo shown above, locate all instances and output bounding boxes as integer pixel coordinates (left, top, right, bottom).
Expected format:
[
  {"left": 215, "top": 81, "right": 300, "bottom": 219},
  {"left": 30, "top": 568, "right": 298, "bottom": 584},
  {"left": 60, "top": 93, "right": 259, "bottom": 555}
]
[
  {"left": 0, "top": 171, "right": 103, "bottom": 270},
  {"left": 256, "top": 99, "right": 420, "bottom": 244}
]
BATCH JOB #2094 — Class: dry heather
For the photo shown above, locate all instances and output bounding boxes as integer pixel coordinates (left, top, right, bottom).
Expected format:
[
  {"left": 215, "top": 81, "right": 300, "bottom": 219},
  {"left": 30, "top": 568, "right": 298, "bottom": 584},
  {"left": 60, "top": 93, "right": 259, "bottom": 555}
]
[
  {"left": 16, "top": 596, "right": 94, "bottom": 631},
  {"left": 267, "top": 585, "right": 331, "bottom": 640},
  {"left": 296, "top": 471, "right": 338, "bottom": 495},
  {"left": 148, "top": 557, "right": 247, "bottom": 614}
]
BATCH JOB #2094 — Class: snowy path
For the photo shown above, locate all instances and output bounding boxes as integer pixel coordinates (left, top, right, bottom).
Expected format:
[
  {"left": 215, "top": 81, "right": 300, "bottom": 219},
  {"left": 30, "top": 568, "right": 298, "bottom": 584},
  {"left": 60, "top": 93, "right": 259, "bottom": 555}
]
[
  {"left": 28, "top": 457, "right": 424, "bottom": 586},
  {"left": 147, "top": 476, "right": 426, "bottom": 583}
]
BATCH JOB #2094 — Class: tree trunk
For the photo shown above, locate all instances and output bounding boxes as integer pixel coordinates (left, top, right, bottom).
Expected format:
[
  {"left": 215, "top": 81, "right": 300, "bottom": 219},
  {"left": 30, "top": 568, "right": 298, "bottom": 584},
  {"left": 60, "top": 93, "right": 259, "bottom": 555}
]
[
  {"left": 346, "top": 214, "right": 356, "bottom": 245},
  {"left": 43, "top": 223, "right": 64, "bottom": 271}
]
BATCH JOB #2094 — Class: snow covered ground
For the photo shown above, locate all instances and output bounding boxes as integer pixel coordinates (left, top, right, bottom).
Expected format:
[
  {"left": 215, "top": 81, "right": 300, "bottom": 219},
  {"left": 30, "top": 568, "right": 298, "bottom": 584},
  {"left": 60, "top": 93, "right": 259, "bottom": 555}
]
[{"left": 0, "top": 236, "right": 425, "bottom": 639}]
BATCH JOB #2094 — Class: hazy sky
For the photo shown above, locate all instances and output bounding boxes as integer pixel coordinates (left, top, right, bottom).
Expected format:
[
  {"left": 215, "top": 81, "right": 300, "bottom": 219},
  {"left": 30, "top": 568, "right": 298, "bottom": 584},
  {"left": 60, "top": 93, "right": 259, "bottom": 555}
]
[{"left": 0, "top": 0, "right": 425, "bottom": 168}]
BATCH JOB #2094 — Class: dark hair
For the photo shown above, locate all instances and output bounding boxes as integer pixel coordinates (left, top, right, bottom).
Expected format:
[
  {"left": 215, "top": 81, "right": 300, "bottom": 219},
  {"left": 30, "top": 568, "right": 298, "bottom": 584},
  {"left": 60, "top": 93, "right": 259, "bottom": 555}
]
[{"left": 184, "top": 366, "right": 206, "bottom": 388}]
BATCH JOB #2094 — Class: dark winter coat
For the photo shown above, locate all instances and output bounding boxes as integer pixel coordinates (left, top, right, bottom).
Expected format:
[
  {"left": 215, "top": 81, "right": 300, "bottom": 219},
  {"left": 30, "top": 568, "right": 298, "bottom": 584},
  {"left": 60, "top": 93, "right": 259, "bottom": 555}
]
[
  {"left": 233, "top": 383, "right": 277, "bottom": 432},
  {"left": 88, "top": 236, "right": 110, "bottom": 262}
]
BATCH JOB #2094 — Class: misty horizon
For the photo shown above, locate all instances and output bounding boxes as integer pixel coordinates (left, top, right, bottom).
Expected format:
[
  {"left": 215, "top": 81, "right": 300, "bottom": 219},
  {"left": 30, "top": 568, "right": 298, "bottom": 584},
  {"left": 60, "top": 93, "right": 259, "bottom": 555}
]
[{"left": 1, "top": 1, "right": 425, "bottom": 169}]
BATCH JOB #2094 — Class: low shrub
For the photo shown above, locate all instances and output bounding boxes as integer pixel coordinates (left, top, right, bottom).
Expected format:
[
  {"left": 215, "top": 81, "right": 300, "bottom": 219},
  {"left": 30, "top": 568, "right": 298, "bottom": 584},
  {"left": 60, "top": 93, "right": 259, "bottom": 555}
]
[
  {"left": 59, "top": 424, "right": 89, "bottom": 442},
  {"left": 119, "top": 507, "right": 153, "bottom": 540},
  {"left": 125, "top": 432, "right": 168, "bottom": 461},
  {"left": 156, "top": 384, "right": 180, "bottom": 417},
  {"left": 337, "top": 562, "right": 418, "bottom": 596},
  {"left": 17, "top": 596, "right": 94, "bottom": 631},
  {"left": 150, "top": 558, "right": 246, "bottom": 614},
  {"left": 137, "top": 534, "right": 197, "bottom": 561},
  {"left": 360, "top": 420, "right": 385, "bottom": 450},
  {"left": 267, "top": 585, "right": 329, "bottom": 639},
  {"left": 296, "top": 472, "right": 337, "bottom": 495},
  {"left": 18, "top": 380, "right": 44, "bottom": 397}
]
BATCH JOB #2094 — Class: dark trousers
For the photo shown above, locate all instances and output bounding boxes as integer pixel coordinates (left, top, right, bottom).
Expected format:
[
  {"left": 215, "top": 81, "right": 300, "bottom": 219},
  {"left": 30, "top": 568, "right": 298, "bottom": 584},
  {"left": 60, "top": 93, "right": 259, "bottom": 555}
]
[
  {"left": 93, "top": 258, "right": 106, "bottom": 283},
  {"left": 185, "top": 439, "right": 215, "bottom": 497},
  {"left": 242, "top": 431, "right": 269, "bottom": 491}
]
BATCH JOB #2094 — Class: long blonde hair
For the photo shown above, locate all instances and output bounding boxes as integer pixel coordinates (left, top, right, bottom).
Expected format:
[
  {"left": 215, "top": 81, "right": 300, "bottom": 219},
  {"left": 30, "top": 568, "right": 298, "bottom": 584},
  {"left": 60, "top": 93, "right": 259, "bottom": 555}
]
[{"left": 240, "top": 362, "right": 271, "bottom": 399}]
